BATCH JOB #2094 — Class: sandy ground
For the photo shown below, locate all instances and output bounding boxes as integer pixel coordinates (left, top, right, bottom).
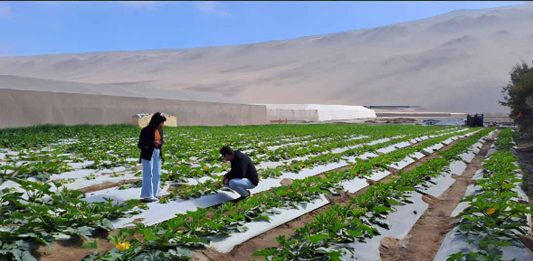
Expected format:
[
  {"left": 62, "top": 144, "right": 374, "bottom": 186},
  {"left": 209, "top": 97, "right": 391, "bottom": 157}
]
[
  {"left": 515, "top": 136, "right": 533, "bottom": 201},
  {"left": 79, "top": 179, "right": 140, "bottom": 193},
  {"left": 36, "top": 231, "right": 116, "bottom": 261},
  {"left": 515, "top": 135, "right": 533, "bottom": 248}
]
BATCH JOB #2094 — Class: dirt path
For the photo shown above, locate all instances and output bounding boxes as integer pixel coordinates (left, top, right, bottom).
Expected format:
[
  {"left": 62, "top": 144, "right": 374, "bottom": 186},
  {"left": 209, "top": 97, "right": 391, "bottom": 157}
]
[
  {"left": 380, "top": 135, "right": 494, "bottom": 261},
  {"left": 192, "top": 136, "right": 474, "bottom": 261},
  {"left": 514, "top": 136, "right": 533, "bottom": 201},
  {"left": 513, "top": 135, "right": 533, "bottom": 247}
]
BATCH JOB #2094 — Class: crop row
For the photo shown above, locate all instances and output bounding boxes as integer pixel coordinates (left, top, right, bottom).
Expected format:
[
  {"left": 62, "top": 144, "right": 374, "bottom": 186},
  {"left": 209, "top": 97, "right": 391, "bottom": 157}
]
[
  {"left": 82, "top": 128, "right": 487, "bottom": 260},
  {"left": 169, "top": 128, "right": 472, "bottom": 200},
  {"left": 0, "top": 124, "right": 454, "bottom": 260},
  {"left": 255, "top": 128, "right": 492, "bottom": 260},
  {"left": 447, "top": 129, "right": 532, "bottom": 260},
  {"left": 0, "top": 180, "right": 141, "bottom": 261},
  {"left": 0, "top": 125, "right": 452, "bottom": 184}
]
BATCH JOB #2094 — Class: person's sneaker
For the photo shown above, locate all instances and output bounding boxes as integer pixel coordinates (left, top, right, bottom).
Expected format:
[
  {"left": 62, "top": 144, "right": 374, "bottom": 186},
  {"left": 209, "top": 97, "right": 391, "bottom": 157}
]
[
  {"left": 141, "top": 197, "right": 158, "bottom": 203},
  {"left": 247, "top": 189, "right": 252, "bottom": 197}
]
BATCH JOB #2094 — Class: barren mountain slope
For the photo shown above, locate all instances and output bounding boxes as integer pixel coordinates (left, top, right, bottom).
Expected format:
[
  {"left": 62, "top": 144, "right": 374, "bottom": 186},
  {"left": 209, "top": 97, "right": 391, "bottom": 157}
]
[{"left": 1, "top": 4, "right": 533, "bottom": 112}]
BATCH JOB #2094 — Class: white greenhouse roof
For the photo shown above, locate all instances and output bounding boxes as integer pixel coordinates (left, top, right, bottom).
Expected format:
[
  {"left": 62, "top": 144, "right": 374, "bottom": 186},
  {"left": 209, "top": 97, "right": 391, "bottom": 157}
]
[{"left": 263, "top": 104, "right": 377, "bottom": 121}]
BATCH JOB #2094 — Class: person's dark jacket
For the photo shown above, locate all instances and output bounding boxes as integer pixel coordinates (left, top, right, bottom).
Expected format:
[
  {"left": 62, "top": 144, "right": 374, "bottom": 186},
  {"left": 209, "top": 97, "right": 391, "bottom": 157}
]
[
  {"left": 224, "top": 150, "right": 259, "bottom": 186},
  {"left": 137, "top": 126, "right": 164, "bottom": 162}
]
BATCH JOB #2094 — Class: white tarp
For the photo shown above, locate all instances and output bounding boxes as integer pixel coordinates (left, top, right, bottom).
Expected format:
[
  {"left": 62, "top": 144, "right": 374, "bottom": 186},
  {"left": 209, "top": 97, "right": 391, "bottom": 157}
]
[
  {"left": 342, "top": 177, "right": 369, "bottom": 193},
  {"left": 345, "top": 191, "right": 429, "bottom": 260},
  {"left": 421, "top": 171, "right": 456, "bottom": 198},
  {"left": 449, "top": 161, "right": 467, "bottom": 176},
  {"left": 263, "top": 104, "right": 376, "bottom": 122},
  {"left": 433, "top": 227, "right": 533, "bottom": 261},
  {"left": 209, "top": 195, "right": 329, "bottom": 253}
]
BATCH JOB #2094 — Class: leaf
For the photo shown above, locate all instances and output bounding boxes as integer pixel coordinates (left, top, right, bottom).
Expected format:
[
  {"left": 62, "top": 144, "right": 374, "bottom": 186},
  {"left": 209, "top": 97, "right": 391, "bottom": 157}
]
[
  {"left": 82, "top": 239, "right": 99, "bottom": 249},
  {"left": 253, "top": 214, "right": 271, "bottom": 222},
  {"left": 99, "top": 218, "right": 114, "bottom": 230},
  {"left": 20, "top": 250, "right": 38, "bottom": 261},
  {"left": 168, "top": 247, "right": 192, "bottom": 258}
]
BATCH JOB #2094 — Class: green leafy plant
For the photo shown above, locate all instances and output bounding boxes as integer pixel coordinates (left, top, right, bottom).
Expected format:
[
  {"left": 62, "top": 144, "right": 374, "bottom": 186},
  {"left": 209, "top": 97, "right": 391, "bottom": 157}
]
[{"left": 448, "top": 129, "right": 532, "bottom": 261}]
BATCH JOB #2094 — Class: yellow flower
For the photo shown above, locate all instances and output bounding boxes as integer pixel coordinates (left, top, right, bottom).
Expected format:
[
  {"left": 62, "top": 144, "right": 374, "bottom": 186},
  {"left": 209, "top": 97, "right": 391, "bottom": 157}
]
[
  {"left": 203, "top": 166, "right": 209, "bottom": 171},
  {"left": 486, "top": 208, "right": 496, "bottom": 215},
  {"left": 116, "top": 241, "right": 131, "bottom": 251}
]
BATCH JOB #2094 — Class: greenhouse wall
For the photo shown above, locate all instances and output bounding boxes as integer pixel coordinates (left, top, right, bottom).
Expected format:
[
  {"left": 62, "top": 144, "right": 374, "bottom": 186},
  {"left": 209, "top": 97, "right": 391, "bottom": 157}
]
[
  {"left": 266, "top": 108, "right": 319, "bottom": 122},
  {"left": 264, "top": 104, "right": 376, "bottom": 122},
  {"left": 0, "top": 89, "right": 268, "bottom": 128}
]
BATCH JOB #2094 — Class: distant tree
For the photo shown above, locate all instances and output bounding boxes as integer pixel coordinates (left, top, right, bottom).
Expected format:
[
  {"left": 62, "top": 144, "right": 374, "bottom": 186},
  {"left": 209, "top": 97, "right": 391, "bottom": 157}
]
[{"left": 500, "top": 60, "right": 533, "bottom": 134}]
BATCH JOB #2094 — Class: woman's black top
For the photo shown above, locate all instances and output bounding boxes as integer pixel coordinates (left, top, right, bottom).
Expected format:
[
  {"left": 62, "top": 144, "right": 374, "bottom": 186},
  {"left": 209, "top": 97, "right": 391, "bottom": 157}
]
[{"left": 137, "top": 126, "right": 164, "bottom": 162}]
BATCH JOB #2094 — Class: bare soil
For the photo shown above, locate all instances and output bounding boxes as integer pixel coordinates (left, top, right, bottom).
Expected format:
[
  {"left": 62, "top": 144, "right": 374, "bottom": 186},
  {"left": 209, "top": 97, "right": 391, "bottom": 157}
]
[
  {"left": 514, "top": 136, "right": 533, "bottom": 201},
  {"left": 380, "top": 136, "right": 494, "bottom": 261},
  {"left": 79, "top": 178, "right": 140, "bottom": 193},
  {"left": 513, "top": 135, "right": 533, "bottom": 247},
  {"left": 35, "top": 231, "right": 117, "bottom": 261}
]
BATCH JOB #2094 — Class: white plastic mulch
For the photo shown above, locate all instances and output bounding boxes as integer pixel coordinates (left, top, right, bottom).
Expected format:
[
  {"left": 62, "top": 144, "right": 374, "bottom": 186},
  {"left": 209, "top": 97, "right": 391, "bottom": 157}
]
[
  {"left": 340, "top": 132, "right": 491, "bottom": 260},
  {"left": 389, "top": 156, "right": 416, "bottom": 171},
  {"left": 345, "top": 191, "right": 429, "bottom": 260},
  {"left": 433, "top": 226, "right": 533, "bottom": 261},
  {"left": 209, "top": 194, "right": 330, "bottom": 253},
  {"left": 420, "top": 171, "right": 456, "bottom": 198},
  {"left": 342, "top": 177, "right": 369, "bottom": 193},
  {"left": 108, "top": 161, "right": 349, "bottom": 228},
  {"left": 206, "top": 131, "right": 470, "bottom": 254},
  {"left": 435, "top": 135, "right": 533, "bottom": 260},
  {"left": 367, "top": 170, "right": 392, "bottom": 182},
  {"left": 449, "top": 161, "right": 467, "bottom": 176},
  {"left": 423, "top": 143, "right": 445, "bottom": 154}
]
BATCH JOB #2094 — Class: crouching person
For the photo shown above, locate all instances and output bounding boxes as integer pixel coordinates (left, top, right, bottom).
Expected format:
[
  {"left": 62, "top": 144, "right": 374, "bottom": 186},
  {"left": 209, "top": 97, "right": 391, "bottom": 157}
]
[{"left": 220, "top": 145, "right": 259, "bottom": 200}]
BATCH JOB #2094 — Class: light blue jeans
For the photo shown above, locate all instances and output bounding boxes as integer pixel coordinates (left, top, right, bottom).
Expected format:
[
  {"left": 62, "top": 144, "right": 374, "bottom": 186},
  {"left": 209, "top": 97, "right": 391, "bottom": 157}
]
[
  {"left": 228, "top": 178, "right": 256, "bottom": 198},
  {"left": 140, "top": 148, "right": 160, "bottom": 199}
]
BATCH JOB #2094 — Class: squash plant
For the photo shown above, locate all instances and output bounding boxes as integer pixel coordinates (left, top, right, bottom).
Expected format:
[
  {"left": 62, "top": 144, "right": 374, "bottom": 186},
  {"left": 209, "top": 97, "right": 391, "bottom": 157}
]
[
  {"left": 86, "top": 128, "right": 482, "bottom": 260},
  {"left": 170, "top": 128, "right": 474, "bottom": 200},
  {"left": 0, "top": 179, "right": 142, "bottom": 261},
  {"left": 448, "top": 129, "right": 532, "bottom": 261},
  {"left": 255, "top": 130, "right": 491, "bottom": 260}
]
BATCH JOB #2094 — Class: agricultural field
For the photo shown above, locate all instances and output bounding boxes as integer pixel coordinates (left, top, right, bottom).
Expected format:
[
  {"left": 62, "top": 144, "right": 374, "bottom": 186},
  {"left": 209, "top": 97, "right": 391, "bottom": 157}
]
[{"left": 0, "top": 124, "right": 531, "bottom": 261}]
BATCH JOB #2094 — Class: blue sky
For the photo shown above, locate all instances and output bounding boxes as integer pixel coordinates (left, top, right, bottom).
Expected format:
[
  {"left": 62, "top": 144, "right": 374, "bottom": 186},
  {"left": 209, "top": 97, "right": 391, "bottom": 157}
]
[{"left": 0, "top": 1, "right": 523, "bottom": 56}]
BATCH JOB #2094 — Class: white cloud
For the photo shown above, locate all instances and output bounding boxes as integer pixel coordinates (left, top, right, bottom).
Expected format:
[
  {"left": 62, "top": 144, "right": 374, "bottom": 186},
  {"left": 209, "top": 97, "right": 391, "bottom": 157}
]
[
  {"left": 194, "top": 1, "right": 230, "bottom": 17},
  {"left": 0, "top": 3, "right": 11, "bottom": 18}
]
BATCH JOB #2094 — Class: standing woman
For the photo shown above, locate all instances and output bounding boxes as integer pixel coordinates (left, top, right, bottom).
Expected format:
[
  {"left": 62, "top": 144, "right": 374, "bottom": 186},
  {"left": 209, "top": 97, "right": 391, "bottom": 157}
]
[{"left": 138, "top": 112, "right": 166, "bottom": 202}]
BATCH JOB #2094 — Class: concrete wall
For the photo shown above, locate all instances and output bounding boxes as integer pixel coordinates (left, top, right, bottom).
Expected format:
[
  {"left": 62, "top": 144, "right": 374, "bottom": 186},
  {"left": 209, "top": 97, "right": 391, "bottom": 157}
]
[{"left": 0, "top": 89, "right": 267, "bottom": 128}]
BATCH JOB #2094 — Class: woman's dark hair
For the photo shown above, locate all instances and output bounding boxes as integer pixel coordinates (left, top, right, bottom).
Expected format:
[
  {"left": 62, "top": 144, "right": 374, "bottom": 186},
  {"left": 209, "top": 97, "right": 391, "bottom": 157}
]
[
  {"left": 148, "top": 112, "right": 167, "bottom": 128},
  {"left": 220, "top": 145, "right": 234, "bottom": 156}
]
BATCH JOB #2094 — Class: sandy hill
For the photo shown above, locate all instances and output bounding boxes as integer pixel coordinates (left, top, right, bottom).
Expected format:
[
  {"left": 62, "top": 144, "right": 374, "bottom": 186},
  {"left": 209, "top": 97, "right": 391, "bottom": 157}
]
[
  {"left": 0, "top": 75, "right": 228, "bottom": 103},
  {"left": 1, "top": 4, "right": 533, "bottom": 113}
]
